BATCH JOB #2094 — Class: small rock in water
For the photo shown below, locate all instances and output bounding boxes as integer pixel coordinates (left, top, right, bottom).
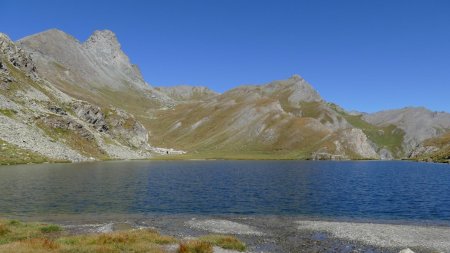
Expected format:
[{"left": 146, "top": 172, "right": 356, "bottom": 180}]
[{"left": 399, "top": 249, "right": 415, "bottom": 253}]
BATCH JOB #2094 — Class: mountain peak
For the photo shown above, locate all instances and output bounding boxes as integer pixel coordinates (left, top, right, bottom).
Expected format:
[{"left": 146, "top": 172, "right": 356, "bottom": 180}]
[
  {"left": 262, "top": 75, "right": 322, "bottom": 103},
  {"left": 0, "top": 33, "right": 12, "bottom": 44},
  {"left": 19, "top": 29, "right": 79, "bottom": 44},
  {"left": 84, "top": 30, "right": 120, "bottom": 50},
  {"left": 18, "top": 29, "right": 150, "bottom": 90},
  {"left": 0, "top": 33, "right": 15, "bottom": 53},
  {"left": 289, "top": 74, "right": 304, "bottom": 82},
  {"left": 82, "top": 30, "right": 128, "bottom": 65}
]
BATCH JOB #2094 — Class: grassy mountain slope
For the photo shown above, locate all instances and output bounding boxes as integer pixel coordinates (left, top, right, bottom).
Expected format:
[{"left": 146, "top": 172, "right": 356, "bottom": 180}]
[{"left": 146, "top": 76, "right": 386, "bottom": 159}]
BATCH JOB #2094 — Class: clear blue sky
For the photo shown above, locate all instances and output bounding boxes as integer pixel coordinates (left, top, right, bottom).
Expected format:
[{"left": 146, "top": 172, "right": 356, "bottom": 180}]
[{"left": 1, "top": 0, "right": 449, "bottom": 112}]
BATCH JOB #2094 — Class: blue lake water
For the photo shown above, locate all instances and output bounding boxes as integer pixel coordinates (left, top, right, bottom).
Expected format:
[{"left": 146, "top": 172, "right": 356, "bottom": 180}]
[{"left": 0, "top": 160, "right": 449, "bottom": 223}]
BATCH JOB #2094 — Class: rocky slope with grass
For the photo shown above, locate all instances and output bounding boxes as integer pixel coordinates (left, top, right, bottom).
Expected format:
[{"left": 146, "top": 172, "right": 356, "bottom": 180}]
[
  {"left": 364, "top": 107, "right": 450, "bottom": 156},
  {"left": 147, "top": 75, "right": 387, "bottom": 160},
  {"left": 1, "top": 29, "right": 449, "bottom": 164},
  {"left": 0, "top": 31, "right": 179, "bottom": 164}
]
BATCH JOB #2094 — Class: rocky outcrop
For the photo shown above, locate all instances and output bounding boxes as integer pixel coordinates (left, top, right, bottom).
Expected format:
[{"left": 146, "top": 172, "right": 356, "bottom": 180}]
[
  {"left": 72, "top": 101, "right": 108, "bottom": 132},
  {"left": 378, "top": 148, "right": 394, "bottom": 160},
  {"left": 105, "top": 108, "right": 149, "bottom": 148},
  {"left": 48, "top": 105, "right": 67, "bottom": 115},
  {"left": 0, "top": 33, "right": 36, "bottom": 76},
  {"left": 1, "top": 33, "right": 37, "bottom": 91},
  {"left": 338, "top": 128, "right": 379, "bottom": 159},
  {"left": 311, "top": 152, "right": 347, "bottom": 160},
  {"left": 72, "top": 101, "right": 150, "bottom": 148},
  {"left": 39, "top": 115, "right": 95, "bottom": 141},
  {"left": 409, "top": 145, "right": 439, "bottom": 158}
]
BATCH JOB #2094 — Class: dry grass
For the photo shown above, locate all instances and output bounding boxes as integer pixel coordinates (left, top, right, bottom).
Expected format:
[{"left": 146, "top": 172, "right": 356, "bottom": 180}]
[
  {"left": 55, "top": 229, "right": 175, "bottom": 253},
  {"left": 423, "top": 132, "right": 450, "bottom": 148},
  {"left": 0, "top": 219, "right": 246, "bottom": 253},
  {"left": 178, "top": 240, "right": 213, "bottom": 253},
  {"left": 0, "top": 219, "right": 62, "bottom": 245},
  {"left": 0, "top": 219, "right": 174, "bottom": 253},
  {"left": 198, "top": 234, "right": 246, "bottom": 251},
  {"left": 0, "top": 238, "right": 60, "bottom": 253},
  {"left": 0, "top": 225, "right": 10, "bottom": 237}
]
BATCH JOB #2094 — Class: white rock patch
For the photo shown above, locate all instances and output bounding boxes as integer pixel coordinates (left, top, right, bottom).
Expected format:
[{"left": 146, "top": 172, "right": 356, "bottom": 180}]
[{"left": 187, "top": 219, "right": 263, "bottom": 236}]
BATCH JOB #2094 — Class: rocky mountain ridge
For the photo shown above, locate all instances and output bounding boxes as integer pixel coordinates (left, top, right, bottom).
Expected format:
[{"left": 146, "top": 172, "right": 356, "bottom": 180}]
[
  {"left": 19, "top": 29, "right": 148, "bottom": 90},
  {"left": 156, "top": 85, "right": 219, "bottom": 102},
  {"left": 0, "top": 29, "right": 448, "bottom": 164}
]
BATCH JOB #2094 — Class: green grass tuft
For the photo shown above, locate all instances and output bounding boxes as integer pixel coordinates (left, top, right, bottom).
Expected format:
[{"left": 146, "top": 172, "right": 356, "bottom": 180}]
[
  {"left": 7, "top": 220, "right": 20, "bottom": 226},
  {"left": 40, "top": 225, "right": 62, "bottom": 234},
  {"left": 0, "top": 109, "right": 17, "bottom": 118}
]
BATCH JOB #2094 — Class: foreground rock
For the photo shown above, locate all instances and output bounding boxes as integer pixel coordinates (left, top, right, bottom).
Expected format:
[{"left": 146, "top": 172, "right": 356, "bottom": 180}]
[{"left": 399, "top": 249, "right": 415, "bottom": 253}]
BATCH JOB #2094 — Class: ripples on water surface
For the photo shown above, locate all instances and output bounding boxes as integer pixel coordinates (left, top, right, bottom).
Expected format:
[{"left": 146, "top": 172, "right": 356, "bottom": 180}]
[{"left": 0, "top": 160, "right": 449, "bottom": 223}]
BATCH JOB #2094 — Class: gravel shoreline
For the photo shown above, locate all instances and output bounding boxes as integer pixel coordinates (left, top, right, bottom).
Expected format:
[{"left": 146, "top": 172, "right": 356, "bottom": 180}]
[
  {"left": 12, "top": 214, "right": 449, "bottom": 253},
  {"left": 297, "top": 220, "right": 450, "bottom": 252}
]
